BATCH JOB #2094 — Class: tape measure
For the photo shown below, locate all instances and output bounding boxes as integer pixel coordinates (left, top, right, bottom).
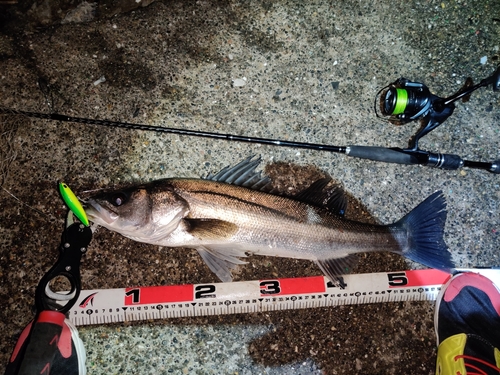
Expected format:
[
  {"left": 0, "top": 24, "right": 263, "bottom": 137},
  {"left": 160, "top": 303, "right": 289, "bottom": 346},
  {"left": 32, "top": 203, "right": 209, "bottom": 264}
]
[{"left": 67, "top": 268, "right": 500, "bottom": 326}]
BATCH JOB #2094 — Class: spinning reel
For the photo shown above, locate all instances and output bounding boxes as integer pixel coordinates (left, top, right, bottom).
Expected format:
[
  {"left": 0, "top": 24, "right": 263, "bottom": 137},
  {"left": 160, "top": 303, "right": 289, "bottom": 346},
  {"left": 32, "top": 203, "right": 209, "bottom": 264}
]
[{"left": 376, "top": 65, "right": 500, "bottom": 151}]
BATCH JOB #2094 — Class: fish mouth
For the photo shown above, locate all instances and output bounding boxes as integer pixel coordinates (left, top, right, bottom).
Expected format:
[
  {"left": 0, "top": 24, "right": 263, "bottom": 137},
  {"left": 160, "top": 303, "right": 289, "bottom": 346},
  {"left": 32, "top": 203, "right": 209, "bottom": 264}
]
[{"left": 83, "top": 199, "right": 119, "bottom": 225}]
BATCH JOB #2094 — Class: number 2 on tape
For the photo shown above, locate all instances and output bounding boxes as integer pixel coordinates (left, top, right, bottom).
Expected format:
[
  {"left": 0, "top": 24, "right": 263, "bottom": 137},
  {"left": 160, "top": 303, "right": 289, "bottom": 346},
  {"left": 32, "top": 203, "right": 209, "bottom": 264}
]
[{"left": 195, "top": 285, "right": 216, "bottom": 299}]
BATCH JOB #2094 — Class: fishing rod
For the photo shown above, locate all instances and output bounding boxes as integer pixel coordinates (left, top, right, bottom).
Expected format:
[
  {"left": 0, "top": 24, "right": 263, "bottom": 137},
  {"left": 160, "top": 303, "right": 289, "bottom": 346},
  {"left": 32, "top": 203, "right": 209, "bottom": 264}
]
[
  {"left": 0, "top": 65, "right": 499, "bottom": 173},
  {"left": 0, "top": 106, "right": 498, "bottom": 174}
]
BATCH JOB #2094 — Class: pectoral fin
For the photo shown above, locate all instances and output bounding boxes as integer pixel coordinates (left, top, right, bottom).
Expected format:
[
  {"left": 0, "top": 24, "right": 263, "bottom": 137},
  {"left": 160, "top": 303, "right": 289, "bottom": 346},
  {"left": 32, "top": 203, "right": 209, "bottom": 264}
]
[
  {"left": 187, "top": 218, "right": 248, "bottom": 282},
  {"left": 315, "top": 254, "right": 357, "bottom": 288},
  {"left": 186, "top": 218, "right": 239, "bottom": 240},
  {"left": 196, "top": 246, "right": 248, "bottom": 282}
]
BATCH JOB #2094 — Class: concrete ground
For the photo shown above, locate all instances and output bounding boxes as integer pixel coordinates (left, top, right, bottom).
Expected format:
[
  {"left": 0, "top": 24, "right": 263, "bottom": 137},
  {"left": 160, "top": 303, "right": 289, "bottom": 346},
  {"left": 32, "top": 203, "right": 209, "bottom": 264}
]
[{"left": 0, "top": 0, "right": 499, "bottom": 374}]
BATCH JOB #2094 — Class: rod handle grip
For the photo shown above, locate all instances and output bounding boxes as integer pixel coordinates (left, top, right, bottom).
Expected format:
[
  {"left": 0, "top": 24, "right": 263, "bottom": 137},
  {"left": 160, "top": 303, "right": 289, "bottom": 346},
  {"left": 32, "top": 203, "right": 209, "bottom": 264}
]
[{"left": 346, "top": 146, "right": 419, "bottom": 165}]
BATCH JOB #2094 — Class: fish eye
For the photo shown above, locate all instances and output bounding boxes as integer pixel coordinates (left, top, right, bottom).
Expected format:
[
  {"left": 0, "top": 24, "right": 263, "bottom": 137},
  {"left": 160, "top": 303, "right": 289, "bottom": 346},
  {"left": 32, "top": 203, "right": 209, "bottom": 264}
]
[{"left": 109, "top": 192, "right": 128, "bottom": 207}]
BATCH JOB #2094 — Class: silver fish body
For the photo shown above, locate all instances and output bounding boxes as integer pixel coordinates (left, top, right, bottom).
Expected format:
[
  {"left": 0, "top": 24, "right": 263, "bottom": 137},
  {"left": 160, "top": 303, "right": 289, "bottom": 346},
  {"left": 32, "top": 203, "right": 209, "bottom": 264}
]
[{"left": 84, "top": 157, "right": 454, "bottom": 283}]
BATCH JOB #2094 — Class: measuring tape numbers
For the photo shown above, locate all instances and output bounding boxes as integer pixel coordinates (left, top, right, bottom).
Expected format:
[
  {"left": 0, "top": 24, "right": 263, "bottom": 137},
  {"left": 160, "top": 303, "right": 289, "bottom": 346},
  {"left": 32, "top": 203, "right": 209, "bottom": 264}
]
[{"left": 67, "top": 268, "right": 499, "bottom": 326}]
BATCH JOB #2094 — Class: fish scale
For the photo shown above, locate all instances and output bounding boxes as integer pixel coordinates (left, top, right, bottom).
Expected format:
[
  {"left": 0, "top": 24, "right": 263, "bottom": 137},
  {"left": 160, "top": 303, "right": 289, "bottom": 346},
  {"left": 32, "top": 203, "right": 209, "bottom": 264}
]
[{"left": 165, "top": 179, "right": 400, "bottom": 258}]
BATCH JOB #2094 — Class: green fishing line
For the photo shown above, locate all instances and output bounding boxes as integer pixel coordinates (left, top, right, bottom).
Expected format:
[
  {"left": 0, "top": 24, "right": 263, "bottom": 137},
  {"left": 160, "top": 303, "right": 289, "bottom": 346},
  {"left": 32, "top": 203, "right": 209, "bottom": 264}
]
[{"left": 392, "top": 88, "right": 408, "bottom": 115}]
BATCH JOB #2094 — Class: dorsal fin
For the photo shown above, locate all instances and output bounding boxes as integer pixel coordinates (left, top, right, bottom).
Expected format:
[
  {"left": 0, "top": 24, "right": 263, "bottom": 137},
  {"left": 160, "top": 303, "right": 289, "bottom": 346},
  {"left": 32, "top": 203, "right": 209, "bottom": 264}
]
[
  {"left": 204, "top": 156, "right": 273, "bottom": 192},
  {"left": 204, "top": 157, "right": 347, "bottom": 215},
  {"left": 294, "top": 178, "right": 347, "bottom": 216}
]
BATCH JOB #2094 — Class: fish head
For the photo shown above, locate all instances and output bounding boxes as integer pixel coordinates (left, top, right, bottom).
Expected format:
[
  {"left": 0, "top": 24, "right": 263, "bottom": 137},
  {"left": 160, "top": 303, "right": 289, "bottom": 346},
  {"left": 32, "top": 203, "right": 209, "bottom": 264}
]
[{"left": 83, "top": 182, "right": 188, "bottom": 242}]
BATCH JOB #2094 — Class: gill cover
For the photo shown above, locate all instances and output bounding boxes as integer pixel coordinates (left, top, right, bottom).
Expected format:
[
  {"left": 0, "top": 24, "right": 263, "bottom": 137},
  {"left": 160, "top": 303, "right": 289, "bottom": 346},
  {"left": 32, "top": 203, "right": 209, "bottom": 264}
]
[{"left": 85, "top": 183, "right": 190, "bottom": 243}]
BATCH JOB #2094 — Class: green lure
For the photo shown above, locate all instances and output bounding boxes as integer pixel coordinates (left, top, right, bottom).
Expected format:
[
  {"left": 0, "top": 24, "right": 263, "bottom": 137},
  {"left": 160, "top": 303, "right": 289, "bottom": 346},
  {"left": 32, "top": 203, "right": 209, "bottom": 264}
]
[{"left": 59, "top": 182, "right": 89, "bottom": 226}]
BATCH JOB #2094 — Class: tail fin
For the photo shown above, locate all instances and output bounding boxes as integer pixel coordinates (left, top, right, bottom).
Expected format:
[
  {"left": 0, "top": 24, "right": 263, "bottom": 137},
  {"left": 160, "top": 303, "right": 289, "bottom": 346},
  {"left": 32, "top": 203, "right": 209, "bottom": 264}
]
[{"left": 393, "top": 191, "right": 454, "bottom": 270}]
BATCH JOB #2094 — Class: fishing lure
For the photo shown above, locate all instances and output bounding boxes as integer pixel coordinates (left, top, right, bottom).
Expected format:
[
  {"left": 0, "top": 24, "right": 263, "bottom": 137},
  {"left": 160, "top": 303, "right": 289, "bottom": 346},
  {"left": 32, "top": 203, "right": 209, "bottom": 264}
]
[{"left": 59, "top": 182, "right": 89, "bottom": 226}]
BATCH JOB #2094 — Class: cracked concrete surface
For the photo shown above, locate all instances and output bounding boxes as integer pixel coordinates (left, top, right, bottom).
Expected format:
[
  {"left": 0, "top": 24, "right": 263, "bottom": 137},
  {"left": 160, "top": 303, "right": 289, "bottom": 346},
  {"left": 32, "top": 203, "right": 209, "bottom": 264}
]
[{"left": 1, "top": 0, "right": 499, "bottom": 374}]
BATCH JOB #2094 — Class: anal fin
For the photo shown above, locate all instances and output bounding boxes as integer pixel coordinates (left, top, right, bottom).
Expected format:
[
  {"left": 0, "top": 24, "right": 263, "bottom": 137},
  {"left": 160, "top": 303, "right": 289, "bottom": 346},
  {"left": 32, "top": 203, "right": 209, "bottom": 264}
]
[{"left": 315, "top": 254, "right": 357, "bottom": 288}]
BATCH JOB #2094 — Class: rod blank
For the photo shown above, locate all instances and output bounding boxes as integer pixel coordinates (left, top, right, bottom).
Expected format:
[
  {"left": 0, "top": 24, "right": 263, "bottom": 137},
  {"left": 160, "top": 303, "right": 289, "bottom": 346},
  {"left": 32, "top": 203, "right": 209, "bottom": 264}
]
[{"left": 1, "top": 107, "right": 497, "bottom": 174}]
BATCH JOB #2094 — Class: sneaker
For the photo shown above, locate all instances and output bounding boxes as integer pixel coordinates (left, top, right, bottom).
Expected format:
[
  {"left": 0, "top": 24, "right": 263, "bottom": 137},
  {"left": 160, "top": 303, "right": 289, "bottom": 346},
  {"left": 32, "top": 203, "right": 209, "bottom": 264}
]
[
  {"left": 435, "top": 272, "right": 500, "bottom": 375},
  {"left": 6, "top": 312, "right": 86, "bottom": 375},
  {"left": 51, "top": 317, "right": 87, "bottom": 375}
]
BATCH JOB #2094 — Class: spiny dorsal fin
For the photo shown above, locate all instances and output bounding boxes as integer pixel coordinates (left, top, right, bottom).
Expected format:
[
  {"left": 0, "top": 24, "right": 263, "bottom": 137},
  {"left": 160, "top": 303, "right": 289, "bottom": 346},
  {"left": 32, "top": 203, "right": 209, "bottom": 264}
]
[
  {"left": 205, "top": 157, "right": 347, "bottom": 214},
  {"left": 294, "top": 178, "right": 348, "bottom": 216},
  {"left": 186, "top": 218, "right": 239, "bottom": 240},
  {"left": 204, "top": 156, "right": 273, "bottom": 192}
]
